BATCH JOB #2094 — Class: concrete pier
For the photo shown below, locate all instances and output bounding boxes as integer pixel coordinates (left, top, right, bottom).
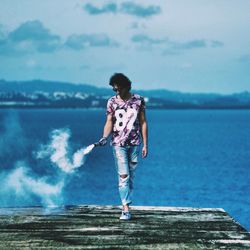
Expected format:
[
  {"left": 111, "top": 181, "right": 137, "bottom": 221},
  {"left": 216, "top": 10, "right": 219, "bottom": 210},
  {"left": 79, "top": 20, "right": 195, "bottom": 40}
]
[{"left": 0, "top": 205, "right": 249, "bottom": 249}]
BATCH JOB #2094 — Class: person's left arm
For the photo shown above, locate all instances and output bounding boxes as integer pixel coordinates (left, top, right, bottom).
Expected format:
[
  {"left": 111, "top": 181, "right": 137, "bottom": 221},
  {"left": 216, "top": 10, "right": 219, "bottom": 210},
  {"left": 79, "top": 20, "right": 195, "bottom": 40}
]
[{"left": 139, "top": 110, "right": 148, "bottom": 158}]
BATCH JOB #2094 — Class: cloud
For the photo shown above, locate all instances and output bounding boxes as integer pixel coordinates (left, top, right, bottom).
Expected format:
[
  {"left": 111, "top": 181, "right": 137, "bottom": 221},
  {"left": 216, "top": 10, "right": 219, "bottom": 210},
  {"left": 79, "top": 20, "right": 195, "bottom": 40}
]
[
  {"left": 9, "top": 20, "right": 60, "bottom": 44},
  {"left": 83, "top": 2, "right": 161, "bottom": 18},
  {"left": 174, "top": 39, "right": 207, "bottom": 50},
  {"left": 131, "top": 34, "right": 208, "bottom": 49},
  {"left": 84, "top": 3, "right": 117, "bottom": 15},
  {"left": 65, "top": 34, "right": 119, "bottom": 50},
  {"left": 171, "top": 39, "right": 207, "bottom": 50},
  {"left": 0, "top": 20, "right": 61, "bottom": 55},
  {"left": 132, "top": 34, "right": 168, "bottom": 45},
  {"left": 121, "top": 2, "right": 161, "bottom": 18},
  {"left": 131, "top": 34, "right": 167, "bottom": 50},
  {"left": 131, "top": 33, "right": 224, "bottom": 54},
  {"left": 175, "top": 39, "right": 224, "bottom": 51},
  {"left": 130, "top": 22, "right": 147, "bottom": 30},
  {"left": 0, "top": 20, "right": 119, "bottom": 56},
  {"left": 211, "top": 40, "right": 224, "bottom": 48}
]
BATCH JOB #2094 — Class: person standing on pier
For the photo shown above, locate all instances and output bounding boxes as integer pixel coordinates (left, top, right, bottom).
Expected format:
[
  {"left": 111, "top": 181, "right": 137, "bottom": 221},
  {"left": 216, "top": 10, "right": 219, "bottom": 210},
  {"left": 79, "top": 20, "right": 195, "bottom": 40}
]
[{"left": 97, "top": 73, "right": 148, "bottom": 220}]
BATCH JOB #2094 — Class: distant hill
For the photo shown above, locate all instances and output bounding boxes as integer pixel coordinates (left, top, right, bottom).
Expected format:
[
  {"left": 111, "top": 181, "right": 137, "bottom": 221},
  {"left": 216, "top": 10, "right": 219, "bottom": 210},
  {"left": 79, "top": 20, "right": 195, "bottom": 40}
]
[
  {"left": 0, "top": 79, "right": 250, "bottom": 109},
  {"left": 0, "top": 79, "right": 111, "bottom": 95}
]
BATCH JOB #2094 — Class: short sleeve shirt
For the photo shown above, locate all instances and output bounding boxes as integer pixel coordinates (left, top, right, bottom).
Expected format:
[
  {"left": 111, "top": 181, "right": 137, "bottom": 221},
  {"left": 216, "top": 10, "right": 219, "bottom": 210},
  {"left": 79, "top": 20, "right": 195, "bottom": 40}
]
[{"left": 106, "top": 94, "right": 145, "bottom": 146}]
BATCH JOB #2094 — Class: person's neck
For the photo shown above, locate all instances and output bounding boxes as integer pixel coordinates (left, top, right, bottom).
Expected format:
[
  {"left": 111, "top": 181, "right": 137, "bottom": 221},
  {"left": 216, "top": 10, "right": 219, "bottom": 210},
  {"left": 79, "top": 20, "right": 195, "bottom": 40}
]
[{"left": 118, "top": 92, "right": 132, "bottom": 101}]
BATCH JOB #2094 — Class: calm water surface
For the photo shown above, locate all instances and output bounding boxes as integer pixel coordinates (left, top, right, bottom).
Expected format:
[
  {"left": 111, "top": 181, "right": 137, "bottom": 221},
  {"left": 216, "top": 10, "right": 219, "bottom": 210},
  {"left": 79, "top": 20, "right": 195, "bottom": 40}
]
[{"left": 0, "top": 109, "right": 249, "bottom": 230}]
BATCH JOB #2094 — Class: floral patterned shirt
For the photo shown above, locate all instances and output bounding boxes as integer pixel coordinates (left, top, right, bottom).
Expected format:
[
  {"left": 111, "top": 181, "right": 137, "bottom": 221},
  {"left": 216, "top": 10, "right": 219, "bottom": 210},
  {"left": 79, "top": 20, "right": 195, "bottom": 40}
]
[{"left": 106, "top": 94, "right": 145, "bottom": 146}]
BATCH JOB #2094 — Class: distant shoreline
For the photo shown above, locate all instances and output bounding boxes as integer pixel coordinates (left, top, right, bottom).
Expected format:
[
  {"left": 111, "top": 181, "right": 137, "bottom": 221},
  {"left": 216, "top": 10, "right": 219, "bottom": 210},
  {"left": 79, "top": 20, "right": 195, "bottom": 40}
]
[
  {"left": 1, "top": 105, "right": 250, "bottom": 110},
  {"left": 1, "top": 79, "right": 250, "bottom": 110}
]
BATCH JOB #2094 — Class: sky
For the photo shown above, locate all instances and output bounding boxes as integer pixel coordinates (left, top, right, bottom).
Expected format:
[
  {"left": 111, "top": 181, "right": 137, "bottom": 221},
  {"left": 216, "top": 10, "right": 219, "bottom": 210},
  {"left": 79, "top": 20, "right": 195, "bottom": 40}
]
[{"left": 0, "top": 0, "right": 250, "bottom": 94}]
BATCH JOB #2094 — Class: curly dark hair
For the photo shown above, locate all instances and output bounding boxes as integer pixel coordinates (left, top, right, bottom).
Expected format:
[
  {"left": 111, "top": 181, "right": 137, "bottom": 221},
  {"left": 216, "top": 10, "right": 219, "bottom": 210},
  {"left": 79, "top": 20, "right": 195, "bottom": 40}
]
[{"left": 109, "top": 73, "right": 131, "bottom": 90}]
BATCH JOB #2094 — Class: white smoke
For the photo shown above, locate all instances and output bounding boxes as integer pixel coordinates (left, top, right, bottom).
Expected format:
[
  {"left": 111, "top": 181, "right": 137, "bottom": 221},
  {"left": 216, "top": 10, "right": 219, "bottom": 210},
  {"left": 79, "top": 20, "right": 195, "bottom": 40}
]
[
  {"left": 4, "top": 162, "right": 64, "bottom": 207},
  {"left": 0, "top": 116, "right": 95, "bottom": 207},
  {"left": 72, "top": 145, "right": 95, "bottom": 168},
  {"left": 36, "top": 128, "right": 95, "bottom": 173}
]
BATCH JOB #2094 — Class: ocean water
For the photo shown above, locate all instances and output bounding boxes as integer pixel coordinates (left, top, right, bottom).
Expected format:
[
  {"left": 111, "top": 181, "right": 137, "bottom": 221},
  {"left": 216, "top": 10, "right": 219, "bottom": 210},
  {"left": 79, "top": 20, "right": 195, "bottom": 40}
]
[{"left": 0, "top": 109, "right": 249, "bottom": 230}]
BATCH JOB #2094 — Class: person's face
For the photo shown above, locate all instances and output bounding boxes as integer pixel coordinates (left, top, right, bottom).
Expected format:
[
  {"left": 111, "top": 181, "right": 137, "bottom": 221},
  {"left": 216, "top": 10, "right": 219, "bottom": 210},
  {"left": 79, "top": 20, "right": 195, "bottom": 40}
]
[{"left": 113, "top": 84, "right": 128, "bottom": 96}]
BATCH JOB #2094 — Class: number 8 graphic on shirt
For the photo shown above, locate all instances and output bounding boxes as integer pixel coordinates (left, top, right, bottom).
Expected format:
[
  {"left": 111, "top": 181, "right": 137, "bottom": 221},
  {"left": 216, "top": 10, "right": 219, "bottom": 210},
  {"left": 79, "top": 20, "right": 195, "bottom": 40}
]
[{"left": 114, "top": 108, "right": 137, "bottom": 132}]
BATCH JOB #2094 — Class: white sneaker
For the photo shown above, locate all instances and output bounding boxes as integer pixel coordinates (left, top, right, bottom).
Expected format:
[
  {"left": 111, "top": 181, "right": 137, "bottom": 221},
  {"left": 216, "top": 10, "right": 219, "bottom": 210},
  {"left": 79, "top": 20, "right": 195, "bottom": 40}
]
[{"left": 119, "top": 211, "right": 131, "bottom": 220}]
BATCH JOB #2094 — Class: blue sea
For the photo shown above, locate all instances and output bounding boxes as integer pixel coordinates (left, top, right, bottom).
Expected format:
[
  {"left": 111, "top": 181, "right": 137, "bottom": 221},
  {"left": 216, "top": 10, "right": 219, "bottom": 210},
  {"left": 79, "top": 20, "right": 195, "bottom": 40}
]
[{"left": 0, "top": 109, "right": 249, "bottom": 230}]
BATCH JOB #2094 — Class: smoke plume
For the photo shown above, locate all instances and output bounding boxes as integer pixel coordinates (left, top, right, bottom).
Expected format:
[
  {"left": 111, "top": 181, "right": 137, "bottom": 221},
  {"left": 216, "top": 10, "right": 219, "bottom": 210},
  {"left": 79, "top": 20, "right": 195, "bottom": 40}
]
[
  {"left": 4, "top": 162, "right": 64, "bottom": 207},
  {"left": 36, "top": 128, "right": 95, "bottom": 173},
  {"left": 0, "top": 114, "right": 94, "bottom": 207}
]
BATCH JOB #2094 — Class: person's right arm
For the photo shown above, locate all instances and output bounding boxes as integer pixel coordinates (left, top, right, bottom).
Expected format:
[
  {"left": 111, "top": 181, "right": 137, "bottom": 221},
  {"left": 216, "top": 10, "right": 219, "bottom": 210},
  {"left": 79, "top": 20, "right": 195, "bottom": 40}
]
[
  {"left": 103, "top": 114, "right": 113, "bottom": 138},
  {"left": 97, "top": 114, "right": 113, "bottom": 146}
]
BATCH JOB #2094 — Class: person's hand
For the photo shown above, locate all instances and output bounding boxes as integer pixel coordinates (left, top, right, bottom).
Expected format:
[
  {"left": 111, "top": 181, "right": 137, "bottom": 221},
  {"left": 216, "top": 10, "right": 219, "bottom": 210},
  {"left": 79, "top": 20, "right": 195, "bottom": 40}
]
[
  {"left": 98, "top": 137, "right": 107, "bottom": 146},
  {"left": 142, "top": 145, "right": 148, "bottom": 158}
]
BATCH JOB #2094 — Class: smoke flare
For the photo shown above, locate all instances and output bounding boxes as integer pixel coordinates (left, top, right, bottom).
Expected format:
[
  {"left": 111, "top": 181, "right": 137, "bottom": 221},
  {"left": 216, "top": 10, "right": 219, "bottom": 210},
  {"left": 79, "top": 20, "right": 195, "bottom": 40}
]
[
  {"left": 37, "top": 128, "right": 95, "bottom": 173},
  {"left": 1, "top": 124, "right": 95, "bottom": 208}
]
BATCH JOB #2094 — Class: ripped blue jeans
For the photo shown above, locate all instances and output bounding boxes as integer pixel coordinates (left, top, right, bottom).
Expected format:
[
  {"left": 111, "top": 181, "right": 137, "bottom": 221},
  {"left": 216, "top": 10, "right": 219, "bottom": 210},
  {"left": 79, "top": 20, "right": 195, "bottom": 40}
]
[{"left": 112, "top": 145, "right": 139, "bottom": 206}]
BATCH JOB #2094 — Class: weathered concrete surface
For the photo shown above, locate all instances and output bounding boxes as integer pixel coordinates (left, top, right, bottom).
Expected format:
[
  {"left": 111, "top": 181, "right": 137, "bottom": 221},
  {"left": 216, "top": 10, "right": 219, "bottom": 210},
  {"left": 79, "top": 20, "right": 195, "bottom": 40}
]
[{"left": 0, "top": 205, "right": 249, "bottom": 249}]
